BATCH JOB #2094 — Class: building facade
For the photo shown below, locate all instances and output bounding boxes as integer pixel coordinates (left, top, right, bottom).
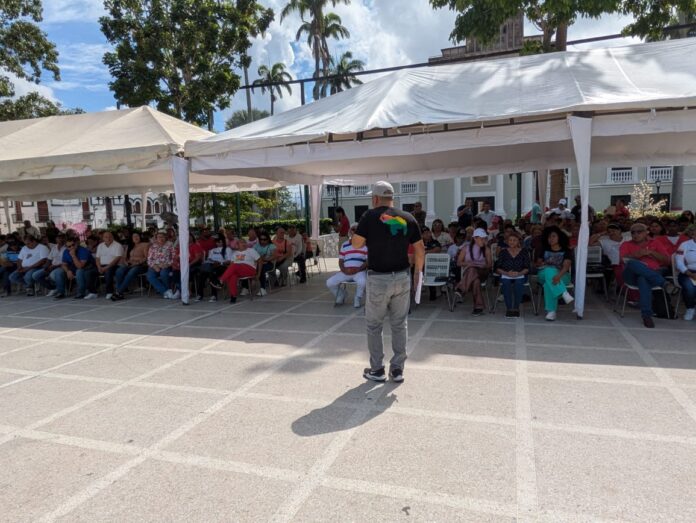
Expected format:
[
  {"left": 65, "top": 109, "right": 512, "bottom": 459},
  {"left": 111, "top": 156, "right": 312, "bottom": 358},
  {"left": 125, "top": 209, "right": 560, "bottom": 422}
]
[
  {"left": 321, "top": 165, "right": 696, "bottom": 225},
  {"left": 0, "top": 194, "right": 166, "bottom": 235}
]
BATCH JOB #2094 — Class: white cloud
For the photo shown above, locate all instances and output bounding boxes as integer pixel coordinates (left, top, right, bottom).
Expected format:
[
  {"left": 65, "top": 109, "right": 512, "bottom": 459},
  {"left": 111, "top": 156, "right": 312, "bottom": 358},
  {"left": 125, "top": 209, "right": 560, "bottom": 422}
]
[
  {"left": 57, "top": 42, "right": 111, "bottom": 79},
  {"left": 2, "top": 70, "right": 58, "bottom": 101},
  {"left": 42, "top": 0, "right": 105, "bottom": 24}
]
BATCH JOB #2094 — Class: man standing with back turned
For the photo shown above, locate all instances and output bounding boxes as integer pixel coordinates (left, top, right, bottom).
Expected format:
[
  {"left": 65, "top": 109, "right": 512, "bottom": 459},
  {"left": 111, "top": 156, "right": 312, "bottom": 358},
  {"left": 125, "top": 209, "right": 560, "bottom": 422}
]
[{"left": 352, "top": 181, "right": 424, "bottom": 383}]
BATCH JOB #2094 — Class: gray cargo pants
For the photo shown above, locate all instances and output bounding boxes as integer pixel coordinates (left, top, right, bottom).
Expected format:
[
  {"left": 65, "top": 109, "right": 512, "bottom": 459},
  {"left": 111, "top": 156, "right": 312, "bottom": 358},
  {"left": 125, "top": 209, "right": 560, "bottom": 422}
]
[{"left": 365, "top": 269, "right": 411, "bottom": 372}]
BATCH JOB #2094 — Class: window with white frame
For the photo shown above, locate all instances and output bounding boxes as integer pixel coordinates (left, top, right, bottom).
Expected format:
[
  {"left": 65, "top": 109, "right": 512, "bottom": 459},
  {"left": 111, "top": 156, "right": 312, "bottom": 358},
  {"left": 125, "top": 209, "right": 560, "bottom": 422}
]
[
  {"left": 648, "top": 166, "right": 673, "bottom": 183},
  {"left": 470, "top": 175, "right": 490, "bottom": 186},
  {"left": 401, "top": 182, "right": 418, "bottom": 194},
  {"left": 353, "top": 185, "right": 369, "bottom": 196},
  {"left": 606, "top": 167, "right": 636, "bottom": 184}
]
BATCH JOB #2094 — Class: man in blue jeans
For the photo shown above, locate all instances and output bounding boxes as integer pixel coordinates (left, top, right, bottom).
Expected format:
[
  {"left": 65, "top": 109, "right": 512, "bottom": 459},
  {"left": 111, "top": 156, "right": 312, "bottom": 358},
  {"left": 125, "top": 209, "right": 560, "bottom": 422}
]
[
  {"left": 352, "top": 181, "right": 424, "bottom": 383},
  {"left": 619, "top": 223, "right": 675, "bottom": 328},
  {"left": 53, "top": 237, "right": 96, "bottom": 299}
]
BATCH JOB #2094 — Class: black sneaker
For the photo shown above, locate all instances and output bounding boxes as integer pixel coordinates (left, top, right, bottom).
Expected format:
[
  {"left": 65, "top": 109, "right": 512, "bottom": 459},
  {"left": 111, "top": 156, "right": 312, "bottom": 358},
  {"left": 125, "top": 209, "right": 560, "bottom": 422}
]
[
  {"left": 73, "top": 294, "right": 85, "bottom": 300},
  {"left": 363, "top": 367, "right": 386, "bottom": 382},
  {"left": 472, "top": 308, "right": 484, "bottom": 316},
  {"left": 111, "top": 292, "right": 124, "bottom": 301},
  {"left": 229, "top": 296, "right": 237, "bottom": 304},
  {"left": 389, "top": 367, "right": 404, "bottom": 382},
  {"left": 53, "top": 293, "right": 65, "bottom": 300},
  {"left": 505, "top": 310, "right": 515, "bottom": 318}
]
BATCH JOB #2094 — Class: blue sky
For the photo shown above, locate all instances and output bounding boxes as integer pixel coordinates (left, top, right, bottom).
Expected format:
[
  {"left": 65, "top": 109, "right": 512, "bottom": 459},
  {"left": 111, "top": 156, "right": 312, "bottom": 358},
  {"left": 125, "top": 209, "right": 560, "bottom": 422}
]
[{"left": 33, "top": 0, "right": 637, "bottom": 132}]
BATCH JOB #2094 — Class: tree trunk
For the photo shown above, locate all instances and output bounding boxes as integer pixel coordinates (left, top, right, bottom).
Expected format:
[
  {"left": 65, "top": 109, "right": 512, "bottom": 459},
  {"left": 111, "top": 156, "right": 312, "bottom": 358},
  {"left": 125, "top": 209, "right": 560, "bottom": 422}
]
[
  {"left": 672, "top": 166, "right": 684, "bottom": 210},
  {"left": 243, "top": 64, "right": 253, "bottom": 123},
  {"left": 270, "top": 94, "right": 274, "bottom": 116},
  {"left": 314, "top": 34, "right": 321, "bottom": 99},
  {"left": 555, "top": 23, "right": 568, "bottom": 51}
]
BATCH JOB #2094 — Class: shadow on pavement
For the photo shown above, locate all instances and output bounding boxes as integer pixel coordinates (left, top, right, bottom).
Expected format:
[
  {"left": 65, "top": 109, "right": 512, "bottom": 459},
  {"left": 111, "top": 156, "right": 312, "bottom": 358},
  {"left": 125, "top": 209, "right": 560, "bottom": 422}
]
[{"left": 292, "top": 381, "right": 401, "bottom": 437}]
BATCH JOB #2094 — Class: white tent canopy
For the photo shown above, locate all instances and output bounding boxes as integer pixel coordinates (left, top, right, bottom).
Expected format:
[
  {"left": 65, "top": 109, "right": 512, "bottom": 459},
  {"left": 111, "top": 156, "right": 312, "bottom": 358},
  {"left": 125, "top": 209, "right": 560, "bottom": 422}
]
[
  {"left": 185, "top": 39, "right": 696, "bottom": 315},
  {"left": 0, "top": 106, "right": 292, "bottom": 305},
  {"left": 0, "top": 106, "right": 284, "bottom": 201}
]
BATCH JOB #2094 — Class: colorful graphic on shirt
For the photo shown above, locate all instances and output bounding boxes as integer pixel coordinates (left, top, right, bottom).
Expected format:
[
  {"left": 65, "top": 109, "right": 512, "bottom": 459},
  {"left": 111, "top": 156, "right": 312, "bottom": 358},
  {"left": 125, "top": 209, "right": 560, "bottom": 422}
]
[{"left": 380, "top": 213, "right": 408, "bottom": 236}]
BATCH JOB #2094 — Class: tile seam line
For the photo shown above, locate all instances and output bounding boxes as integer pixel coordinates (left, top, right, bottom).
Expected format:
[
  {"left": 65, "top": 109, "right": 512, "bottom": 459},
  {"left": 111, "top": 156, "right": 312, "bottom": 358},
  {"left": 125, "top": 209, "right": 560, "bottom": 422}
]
[
  {"left": 0, "top": 293, "right": 323, "bottom": 449},
  {"left": 269, "top": 307, "right": 443, "bottom": 522},
  {"left": 35, "top": 293, "right": 361, "bottom": 522},
  {"left": 514, "top": 318, "right": 539, "bottom": 521}
]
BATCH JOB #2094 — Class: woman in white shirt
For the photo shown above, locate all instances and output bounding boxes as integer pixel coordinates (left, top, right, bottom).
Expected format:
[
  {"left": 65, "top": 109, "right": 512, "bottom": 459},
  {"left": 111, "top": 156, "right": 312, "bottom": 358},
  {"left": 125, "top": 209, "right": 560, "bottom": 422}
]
[
  {"left": 195, "top": 235, "right": 231, "bottom": 302},
  {"left": 431, "top": 219, "right": 453, "bottom": 248},
  {"left": 211, "top": 238, "right": 260, "bottom": 303},
  {"left": 675, "top": 224, "right": 696, "bottom": 321}
]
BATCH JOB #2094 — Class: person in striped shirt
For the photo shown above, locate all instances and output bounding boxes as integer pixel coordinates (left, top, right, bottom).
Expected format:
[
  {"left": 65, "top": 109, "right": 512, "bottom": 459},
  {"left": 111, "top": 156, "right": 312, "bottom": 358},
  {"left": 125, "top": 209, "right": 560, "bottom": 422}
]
[{"left": 327, "top": 224, "right": 368, "bottom": 308}]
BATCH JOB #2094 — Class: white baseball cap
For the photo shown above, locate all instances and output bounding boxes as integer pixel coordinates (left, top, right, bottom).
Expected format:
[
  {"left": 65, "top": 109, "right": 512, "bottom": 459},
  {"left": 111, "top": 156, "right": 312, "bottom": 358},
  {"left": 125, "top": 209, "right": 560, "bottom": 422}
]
[
  {"left": 472, "top": 228, "right": 488, "bottom": 239},
  {"left": 367, "top": 181, "right": 394, "bottom": 197},
  {"left": 558, "top": 198, "right": 567, "bottom": 206}
]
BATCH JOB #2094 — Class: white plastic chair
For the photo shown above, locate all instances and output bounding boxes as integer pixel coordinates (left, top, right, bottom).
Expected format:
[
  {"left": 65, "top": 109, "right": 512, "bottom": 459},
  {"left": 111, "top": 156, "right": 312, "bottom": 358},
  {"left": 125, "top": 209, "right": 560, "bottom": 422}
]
[
  {"left": 586, "top": 245, "right": 609, "bottom": 301},
  {"left": 422, "top": 253, "right": 454, "bottom": 311}
]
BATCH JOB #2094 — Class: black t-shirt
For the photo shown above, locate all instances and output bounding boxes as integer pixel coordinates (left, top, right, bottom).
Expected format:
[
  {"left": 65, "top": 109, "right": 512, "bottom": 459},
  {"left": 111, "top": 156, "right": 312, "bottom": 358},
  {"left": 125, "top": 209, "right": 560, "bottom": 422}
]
[
  {"left": 457, "top": 205, "right": 473, "bottom": 229},
  {"left": 356, "top": 206, "right": 421, "bottom": 272}
]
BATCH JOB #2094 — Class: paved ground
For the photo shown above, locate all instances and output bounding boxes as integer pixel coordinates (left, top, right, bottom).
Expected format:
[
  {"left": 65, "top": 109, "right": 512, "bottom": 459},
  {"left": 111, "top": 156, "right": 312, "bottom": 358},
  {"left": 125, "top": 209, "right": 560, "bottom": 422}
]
[{"left": 0, "top": 262, "right": 695, "bottom": 522}]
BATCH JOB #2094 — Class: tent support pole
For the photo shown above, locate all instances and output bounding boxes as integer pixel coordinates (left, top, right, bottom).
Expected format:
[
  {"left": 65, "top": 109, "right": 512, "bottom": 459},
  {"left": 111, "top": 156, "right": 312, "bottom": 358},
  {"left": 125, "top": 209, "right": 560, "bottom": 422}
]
[
  {"left": 516, "top": 172, "right": 522, "bottom": 221},
  {"left": 304, "top": 185, "right": 310, "bottom": 233},
  {"left": 568, "top": 115, "right": 593, "bottom": 320}
]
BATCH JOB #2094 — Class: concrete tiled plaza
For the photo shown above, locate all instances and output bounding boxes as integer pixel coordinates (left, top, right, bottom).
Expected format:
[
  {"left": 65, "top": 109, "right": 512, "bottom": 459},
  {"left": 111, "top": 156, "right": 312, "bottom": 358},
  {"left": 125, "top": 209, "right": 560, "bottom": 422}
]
[{"left": 1, "top": 263, "right": 695, "bottom": 522}]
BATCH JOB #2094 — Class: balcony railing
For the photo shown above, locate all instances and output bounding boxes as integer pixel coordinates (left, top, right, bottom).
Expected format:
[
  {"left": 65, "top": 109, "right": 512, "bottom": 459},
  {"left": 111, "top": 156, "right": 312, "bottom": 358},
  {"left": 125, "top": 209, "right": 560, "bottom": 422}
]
[
  {"left": 353, "top": 185, "right": 369, "bottom": 196},
  {"left": 606, "top": 167, "right": 636, "bottom": 184},
  {"left": 648, "top": 166, "right": 673, "bottom": 183},
  {"left": 401, "top": 182, "right": 418, "bottom": 194}
]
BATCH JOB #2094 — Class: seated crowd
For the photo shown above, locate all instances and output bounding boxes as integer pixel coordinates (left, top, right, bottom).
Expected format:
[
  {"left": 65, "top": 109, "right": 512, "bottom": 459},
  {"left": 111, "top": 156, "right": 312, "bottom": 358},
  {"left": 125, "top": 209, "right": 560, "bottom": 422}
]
[
  {"left": 2, "top": 201, "right": 695, "bottom": 330},
  {"left": 399, "top": 198, "right": 696, "bottom": 328},
  {"left": 0, "top": 221, "right": 318, "bottom": 304}
]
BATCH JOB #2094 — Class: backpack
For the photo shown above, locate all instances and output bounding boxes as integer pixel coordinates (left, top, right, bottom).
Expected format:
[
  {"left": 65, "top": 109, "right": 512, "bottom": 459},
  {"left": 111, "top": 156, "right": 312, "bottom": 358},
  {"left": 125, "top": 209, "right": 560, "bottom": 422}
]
[{"left": 652, "top": 290, "right": 675, "bottom": 319}]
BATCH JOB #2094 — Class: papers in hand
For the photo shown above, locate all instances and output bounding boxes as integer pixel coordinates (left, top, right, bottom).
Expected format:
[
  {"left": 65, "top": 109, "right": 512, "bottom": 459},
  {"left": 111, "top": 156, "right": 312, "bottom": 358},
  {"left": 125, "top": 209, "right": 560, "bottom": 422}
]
[{"left": 414, "top": 271, "right": 423, "bottom": 304}]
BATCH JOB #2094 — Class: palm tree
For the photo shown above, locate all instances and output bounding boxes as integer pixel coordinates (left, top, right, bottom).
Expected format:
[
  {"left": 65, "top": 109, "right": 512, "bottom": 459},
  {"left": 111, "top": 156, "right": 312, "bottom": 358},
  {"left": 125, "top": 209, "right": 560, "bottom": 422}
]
[
  {"left": 281, "top": 0, "right": 351, "bottom": 98},
  {"left": 252, "top": 63, "right": 293, "bottom": 115},
  {"left": 319, "top": 51, "right": 364, "bottom": 97}
]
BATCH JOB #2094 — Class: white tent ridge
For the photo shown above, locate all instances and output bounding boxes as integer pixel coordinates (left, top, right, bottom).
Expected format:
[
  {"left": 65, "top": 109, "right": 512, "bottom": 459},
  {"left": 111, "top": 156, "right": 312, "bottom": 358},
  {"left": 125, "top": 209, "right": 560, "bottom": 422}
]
[
  {"left": 184, "top": 38, "right": 696, "bottom": 316},
  {"left": 186, "top": 38, "right": 696, "bottom": 162}
]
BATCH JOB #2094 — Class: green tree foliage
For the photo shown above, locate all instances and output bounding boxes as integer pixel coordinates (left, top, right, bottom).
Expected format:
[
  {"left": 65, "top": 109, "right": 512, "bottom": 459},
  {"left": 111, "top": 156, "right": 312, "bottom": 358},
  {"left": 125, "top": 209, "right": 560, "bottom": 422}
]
[
  {"left": 190, "top": 188, "right": 296, "bottom": 224},
  {"left": 281, "top": 0, "right": 350, "bottom": 98},
  {"left": 225, "top": 108, "right": 270, "bottom": 129},
  {"left": 0, "top": 91, "right": 83, "bottom": 120},
  {"left": 430, "top": 1, "right": 695, "bottom": 53},
  {"left": 0, "top": 0, "right": 63, "bottom": 121},
  {"left": 318, "top": 50, "right": 363, "bottom": 97},
  {"left": 252, "top": 62, "right": 292, "bottom": 115},
  {"left": 100, "top": 0, "right": 274, "bottom": 127}
]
